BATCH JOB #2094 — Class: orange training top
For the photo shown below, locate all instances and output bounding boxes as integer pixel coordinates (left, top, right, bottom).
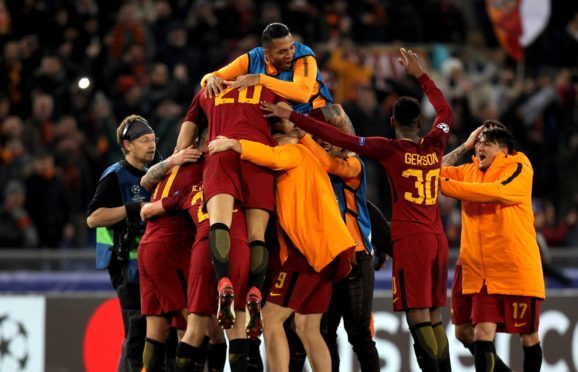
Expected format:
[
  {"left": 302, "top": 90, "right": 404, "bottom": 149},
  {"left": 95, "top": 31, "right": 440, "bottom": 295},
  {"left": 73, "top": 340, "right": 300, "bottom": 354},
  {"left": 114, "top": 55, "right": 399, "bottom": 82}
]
[
  {"left": 240, "top": 139, "right": 355, "bottom": 271},
  {"left": 299, "top": 135, "right": 367, "bottom": 252},
  {"left": 440, "top": 152, "right": 545, "bottom": 299},
  {"left": 201, "top": 54, "right": 326, "bottom": 108}
]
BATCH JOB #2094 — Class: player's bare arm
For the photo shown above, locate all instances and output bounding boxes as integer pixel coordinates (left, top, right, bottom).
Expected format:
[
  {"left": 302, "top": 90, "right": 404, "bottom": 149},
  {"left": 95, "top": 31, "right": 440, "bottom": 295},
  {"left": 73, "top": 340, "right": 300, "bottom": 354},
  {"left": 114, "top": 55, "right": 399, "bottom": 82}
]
[
  {"left": 208, "top": 135, "right": 242, "bottom": 155},
  {"left": 398, "top": 48, "right": 425, "bottom": 78},
  {"left": 174, "top": 121, "right": 198, "bottom": 151},
  {"left": 319, "top": 104, "right": 355, "bottom": 135},
  {"left": 140, "top": 147, "right": 203, "bottom": 190},
  {"left": 443, "top": 125, "right": 484, "bottom": 166}
]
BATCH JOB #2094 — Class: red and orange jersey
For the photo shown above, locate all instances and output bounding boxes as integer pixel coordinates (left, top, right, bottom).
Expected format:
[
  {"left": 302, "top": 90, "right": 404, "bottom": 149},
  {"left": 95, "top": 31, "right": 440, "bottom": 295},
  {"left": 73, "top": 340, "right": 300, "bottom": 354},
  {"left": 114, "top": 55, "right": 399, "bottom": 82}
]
[
  {"left": 140, "top": 162, "right": 202, "bottom": 245},
  {"left": 185, "top": 85, "right": 285, "bottom": 145}
]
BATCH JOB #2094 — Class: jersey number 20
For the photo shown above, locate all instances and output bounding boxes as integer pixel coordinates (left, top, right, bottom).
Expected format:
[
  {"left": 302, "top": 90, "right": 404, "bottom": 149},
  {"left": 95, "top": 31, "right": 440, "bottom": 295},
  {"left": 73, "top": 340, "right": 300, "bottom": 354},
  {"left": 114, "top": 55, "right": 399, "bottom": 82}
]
[{"left": 215, "top": 86, "right": 263, "bottom": 106}]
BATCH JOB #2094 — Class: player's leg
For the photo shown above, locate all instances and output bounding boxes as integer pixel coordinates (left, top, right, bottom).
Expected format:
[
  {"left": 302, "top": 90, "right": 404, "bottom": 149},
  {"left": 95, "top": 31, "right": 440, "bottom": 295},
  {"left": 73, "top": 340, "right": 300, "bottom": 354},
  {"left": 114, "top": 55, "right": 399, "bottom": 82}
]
[
  {"left": 204, "top": 151, "right": 243, "bottom": 328},
  {"left": 207, "top": 316, "right": 227, "bottom": 372},
  {"left": 245, "top": 208, "right": 270, "bottom": 339},
  {"left": 262, "top": 302, "right": 295, "bottom": 372},
  {"left": 240, "top": 159, "right": 275, "bottom": 339},
  {"left": 474, "top": 322, "right": 498, "bottom": 372},
  {"left": 320, "top": 286, "right": 343, "bottom": 372},
  {"left": 452, "top": 269, "right": 511, "bottom": 372},
  {"left": 176, "top": 313, "right": 211, "bottom": 372},
  {"left": 520, "top": 332, "right": 542, "bottom": 372},
  {"left": 340, "top": 251, "right": 379, "bottom": 372},
  {"left": 285, "top": 316, "right": 307, "bottom": 372},
  {"left": 143, "top": 316, "right": 172, "bottom": 372},
  {"left": 394, "top": 234, "right": 439, "bottom": 372},
  {"left": 294, "top": 313, "right": 332, "bottom": 372}
]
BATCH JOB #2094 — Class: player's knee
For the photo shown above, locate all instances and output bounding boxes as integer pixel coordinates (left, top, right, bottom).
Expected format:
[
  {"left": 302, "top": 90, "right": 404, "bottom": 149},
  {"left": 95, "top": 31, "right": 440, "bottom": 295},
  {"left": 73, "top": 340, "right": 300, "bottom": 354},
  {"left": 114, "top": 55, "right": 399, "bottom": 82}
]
[
  {"left": 455, "top": 324, "right": 475, "bottom": 345},
  {"left": 519, "top": 332, "right": 539, "bottom": 347},
  {"left": 474, "top": 323, "right": 496, "bottom": 341}
]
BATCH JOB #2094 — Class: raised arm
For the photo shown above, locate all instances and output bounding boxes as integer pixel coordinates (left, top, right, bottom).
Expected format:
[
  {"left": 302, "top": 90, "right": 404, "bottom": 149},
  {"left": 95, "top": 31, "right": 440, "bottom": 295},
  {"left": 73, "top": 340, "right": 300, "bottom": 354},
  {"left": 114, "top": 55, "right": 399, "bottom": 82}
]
[
  {"left": 261, "top": 102, "right": 388, "bottom": 158},
  {"left": 398, "top": 48, "right": 453, "bottom": 134},
  {"left": 443, "top": 125, "right": 484, "bottom": 166}
]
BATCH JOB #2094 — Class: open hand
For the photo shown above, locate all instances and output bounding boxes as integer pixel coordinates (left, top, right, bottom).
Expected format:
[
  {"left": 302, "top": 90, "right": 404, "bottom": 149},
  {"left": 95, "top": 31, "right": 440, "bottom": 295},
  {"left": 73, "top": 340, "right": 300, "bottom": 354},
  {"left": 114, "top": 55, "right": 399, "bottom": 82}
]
[
  {"left": 230, "top": 74, "right": 260, "bottom": 90},
  {"left": 260, "top": 101, "right": 293, "bottom": 120},
  {"left": 465, "top": 125, "right": 485, "bottom": 150},
  {"left": 398, "top": 48, "right": 425, "bottom": 78},
  {"left": 172, "top": 147, "right": 203, "bottom": 165},
  {"left": 208, "top": 135, "right": 241, "bottom": 155},
  {"left": 204, "top": 76, "right": 228, "bottom": 98}
]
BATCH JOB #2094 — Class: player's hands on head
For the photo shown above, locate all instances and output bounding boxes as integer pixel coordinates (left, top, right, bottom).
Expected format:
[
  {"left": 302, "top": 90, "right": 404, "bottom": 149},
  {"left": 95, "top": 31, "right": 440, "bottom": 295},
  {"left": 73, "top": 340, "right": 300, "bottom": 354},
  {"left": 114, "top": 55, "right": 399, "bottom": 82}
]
[
  {"left": 465, "top": 125, "right": 485, "bottom": 150},
  {"left": 204, "top": 76, "right": 227, "bottom": 98},
  {"left": 229, "top": 74, "right": 260, "bottom": 90},
  {"left": 398, "top": 48, "right": 425, "bottom": 78},
  {"left": 260, "top": 101, "right": 292, "bottom": 120},
  {"left": 208, "top": 135, "right": 241, "bottom": 155}
]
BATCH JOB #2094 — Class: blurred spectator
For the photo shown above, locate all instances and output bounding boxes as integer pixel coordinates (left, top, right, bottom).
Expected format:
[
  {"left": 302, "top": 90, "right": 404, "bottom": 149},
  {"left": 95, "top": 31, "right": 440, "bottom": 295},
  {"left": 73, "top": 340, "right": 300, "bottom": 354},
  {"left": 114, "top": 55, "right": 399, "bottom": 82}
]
[
  {"left": 0, "top": 0, "right": 573, "bottom": 250},
  {"left": 0, "top": 180, "right": 38, "bottom": 248},
  {"left": 25, "top": 151, "right": 72, "bottom": 248}
]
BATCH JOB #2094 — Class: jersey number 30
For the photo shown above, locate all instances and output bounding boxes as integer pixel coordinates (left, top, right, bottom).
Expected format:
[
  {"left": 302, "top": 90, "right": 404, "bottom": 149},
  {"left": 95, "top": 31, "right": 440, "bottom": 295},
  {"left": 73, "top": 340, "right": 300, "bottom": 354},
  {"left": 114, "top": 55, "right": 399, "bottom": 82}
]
[{"left": 402, "top": 168, "right": 440, "bottom": 205}]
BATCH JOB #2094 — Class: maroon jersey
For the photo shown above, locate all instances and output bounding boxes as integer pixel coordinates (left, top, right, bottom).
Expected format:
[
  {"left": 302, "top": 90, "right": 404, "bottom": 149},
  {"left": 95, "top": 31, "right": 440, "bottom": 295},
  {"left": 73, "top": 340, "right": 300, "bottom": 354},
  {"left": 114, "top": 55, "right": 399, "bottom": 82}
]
[
  {"left": 140, "top": 162, "right": 203, "bottom": 244},
  {"left": 289, "top": 74, "right": 453, "bottom": 240},
  {"left": 185, "top": 85, "right": 284, "bottom": 144}
]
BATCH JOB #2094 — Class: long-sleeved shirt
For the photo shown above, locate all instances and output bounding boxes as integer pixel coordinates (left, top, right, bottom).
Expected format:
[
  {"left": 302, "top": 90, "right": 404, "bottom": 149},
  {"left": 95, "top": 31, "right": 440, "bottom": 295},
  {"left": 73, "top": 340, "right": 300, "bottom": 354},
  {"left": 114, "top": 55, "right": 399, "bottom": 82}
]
[
  {"left": 201, "top": 53, "right": 326, "bottom": 107},
  {"left": 239, "top": 139, "right": 355, "bottom": 271},
  {"left": 441, "top": 152, "right": 545, "bottom": 299},
  {"left": 299, "top": 135, "right": 368, "bottom": 252},
  {"left": 289, "top": 74, "right": 454, "bottom": 240}
]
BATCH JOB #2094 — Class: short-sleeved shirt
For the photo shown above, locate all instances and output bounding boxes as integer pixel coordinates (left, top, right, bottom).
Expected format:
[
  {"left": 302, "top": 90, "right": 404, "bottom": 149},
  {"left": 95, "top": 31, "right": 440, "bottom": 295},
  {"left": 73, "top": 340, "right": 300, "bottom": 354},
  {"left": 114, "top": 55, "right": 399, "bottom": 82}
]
[{"left": 140, "top": 163, "right": 202, "bottom": 245}]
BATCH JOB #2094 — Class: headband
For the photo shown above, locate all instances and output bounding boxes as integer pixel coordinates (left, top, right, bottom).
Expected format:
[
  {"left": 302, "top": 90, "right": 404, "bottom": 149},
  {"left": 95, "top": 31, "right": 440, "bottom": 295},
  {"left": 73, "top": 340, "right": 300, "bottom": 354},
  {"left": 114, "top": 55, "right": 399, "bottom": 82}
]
[{"left": 122, "top": 117, "right": 154, "bottom": 141}]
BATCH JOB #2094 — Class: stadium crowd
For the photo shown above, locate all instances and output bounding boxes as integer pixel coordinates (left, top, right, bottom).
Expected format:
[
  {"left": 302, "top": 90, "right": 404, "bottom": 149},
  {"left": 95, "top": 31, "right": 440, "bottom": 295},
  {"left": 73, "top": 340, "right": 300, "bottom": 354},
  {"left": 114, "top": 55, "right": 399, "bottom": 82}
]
[{"left": 0, "top": 0, "right": 576, "bottom": 250}]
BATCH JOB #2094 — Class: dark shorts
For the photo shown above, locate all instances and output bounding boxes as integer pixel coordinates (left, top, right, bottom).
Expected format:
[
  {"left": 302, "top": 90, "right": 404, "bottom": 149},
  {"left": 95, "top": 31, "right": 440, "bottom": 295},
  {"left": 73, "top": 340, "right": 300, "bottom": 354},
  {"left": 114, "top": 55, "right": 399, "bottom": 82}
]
[
  {"left": 203, "top": 150, "right": 274, "bottom": 211},
  {"left": 138, "top": 242, "right": 190, "bottom": 316},
  {"left": 472, "top": 285, "right": 542, "bottom": 334},
  {"left": 188, "top": 213, "right": 250, "bottom": 314},
  {"left": 451, "top": 263, "right": 472, "bottom": 325},
  {"left": 392, "top": 233, "right": 448, "bottom": 311},
  {"left": 266, "top": 249, "right": 333, "bottom": 314}
]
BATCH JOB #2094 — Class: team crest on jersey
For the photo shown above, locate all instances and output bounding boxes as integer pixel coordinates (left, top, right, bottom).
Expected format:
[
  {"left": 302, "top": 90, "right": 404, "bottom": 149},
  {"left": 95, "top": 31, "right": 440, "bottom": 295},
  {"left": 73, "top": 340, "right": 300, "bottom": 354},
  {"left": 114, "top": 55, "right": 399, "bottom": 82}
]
[
  {"left": 358, "top": 137, "right": 366, "bottom": 146},
  {"left": 437, "top": 123, "right": 449, "bottom": 133},
  {"left": 131, "top": 185, "right": 141, "bottom": 195}
]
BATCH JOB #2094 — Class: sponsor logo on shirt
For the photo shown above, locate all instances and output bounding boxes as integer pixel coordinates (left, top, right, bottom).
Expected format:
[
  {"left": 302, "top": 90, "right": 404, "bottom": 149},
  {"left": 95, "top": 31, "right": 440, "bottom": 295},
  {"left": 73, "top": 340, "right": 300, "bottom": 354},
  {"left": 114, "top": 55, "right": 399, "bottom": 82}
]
[{"left": 437, "top": 123, "right": 450, "bottom": 133}]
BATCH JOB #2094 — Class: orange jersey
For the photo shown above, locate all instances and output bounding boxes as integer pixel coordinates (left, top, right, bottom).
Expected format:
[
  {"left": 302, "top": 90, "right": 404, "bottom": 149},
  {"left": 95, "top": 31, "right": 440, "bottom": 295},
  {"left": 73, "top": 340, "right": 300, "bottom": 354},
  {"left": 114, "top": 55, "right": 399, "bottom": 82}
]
[
  {"left": 239, "top": 139, "right": 355, "bottom": 271},
  {"left": 201, "top": 54, "right": 326, "bottom": 108},
  {"left": 441, "top": 152, "right": 545, "bottom": 299},
  {"left": 299, "top": 135, "right": 367, "bottom": 252}
]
